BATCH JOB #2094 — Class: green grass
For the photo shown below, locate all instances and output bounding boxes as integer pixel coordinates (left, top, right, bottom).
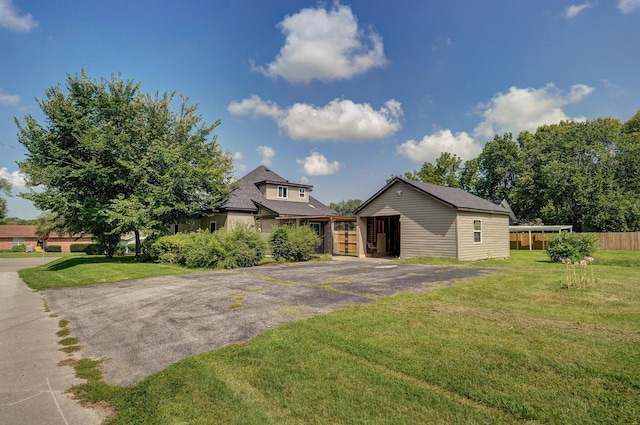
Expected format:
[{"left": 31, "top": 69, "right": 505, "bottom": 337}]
[
  {"left": 60, "top": 249, "right": 640, "bottom": 424},
  {"left": 18, "top": 256, "right": 202, "bottom": 290}
]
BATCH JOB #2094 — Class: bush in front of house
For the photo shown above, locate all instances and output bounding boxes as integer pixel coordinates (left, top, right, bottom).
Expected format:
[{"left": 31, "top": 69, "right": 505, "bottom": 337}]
[
  {"left": 85, "top": 244, "right": 105, "bottom": 255},
  {"left": 70, "top": 243, "right": 90, "bottom": 252},
  {"left": 270, "top": 224, "right": 320, "bottom": 262},
  {"left": 216, "top": 224, "right": 266, "bottom": 269},
  {"left": 179, "top": 231, "right": 224, "bottom": 268},
  {"left": 147, "top": 226, "right": 266, "bottom": 269},
  {"left": 546, "top": 232, "right": 598, "bottom": 263},
  {"left": 12, "top": 245, "right": 26, "bottom": 252},
  {"left": 147, "top": 233, "right": 191, "bottom": 264},
  {"left": 45, "top": 245, "right": 62, "bottom": 252}
]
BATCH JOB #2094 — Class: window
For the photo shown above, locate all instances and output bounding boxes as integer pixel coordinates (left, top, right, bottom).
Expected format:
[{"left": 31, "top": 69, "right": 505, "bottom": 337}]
[
  {"left": 12, "top": 237, "right": 25, "bottom": 246},
  {"left": 299, "top": 188, "right": 306, "bottom": 198},
  {"left": 473, "top": 220, "right": 482, "bottom": 243},
  {"left": 210, "top": 222, "right": 217, "bottom": 233},
  {"left": 278, "top": 185, "right": 288, "bottom": 198}
]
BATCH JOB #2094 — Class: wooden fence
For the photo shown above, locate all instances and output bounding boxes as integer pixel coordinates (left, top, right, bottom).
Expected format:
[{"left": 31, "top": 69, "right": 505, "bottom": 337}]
[
  {"left": 591, "top": 232, "right": 640, "bottom": 251},
  {"left": 511, "top": 232, "right": 640, "bottom": 251},
  {"left": 335, "top": 231, "right": 357, "bottom": 255}
]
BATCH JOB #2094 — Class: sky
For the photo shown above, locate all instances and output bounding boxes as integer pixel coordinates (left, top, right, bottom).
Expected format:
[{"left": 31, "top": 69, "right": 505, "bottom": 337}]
[{"left": 1, "top": 0, "right": 639, "bottom": 219}]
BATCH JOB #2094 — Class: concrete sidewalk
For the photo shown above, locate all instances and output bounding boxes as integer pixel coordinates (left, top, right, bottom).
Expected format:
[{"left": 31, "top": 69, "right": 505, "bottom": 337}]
[{"left": 0, "top": 258, "right": 105, "bottom": 425}]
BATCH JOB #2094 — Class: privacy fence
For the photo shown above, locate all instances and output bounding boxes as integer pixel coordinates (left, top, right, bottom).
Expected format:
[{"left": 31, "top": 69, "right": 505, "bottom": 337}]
[{"left": 510, "top": 232, "right": 640, "bottom": 251}]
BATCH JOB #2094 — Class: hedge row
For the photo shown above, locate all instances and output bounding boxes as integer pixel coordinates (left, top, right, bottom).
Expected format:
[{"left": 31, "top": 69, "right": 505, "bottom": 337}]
[
  {"left": 270, "top": 225, "right": 320, "bottom": 262},
  {"left": 145, "top": 224, "right": 266, "bottom": 269}
]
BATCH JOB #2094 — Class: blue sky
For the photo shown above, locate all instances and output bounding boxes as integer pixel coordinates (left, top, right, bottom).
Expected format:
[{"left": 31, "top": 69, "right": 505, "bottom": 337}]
[{"left": 1, "top": 0, "right": 639, "bottom": 218}]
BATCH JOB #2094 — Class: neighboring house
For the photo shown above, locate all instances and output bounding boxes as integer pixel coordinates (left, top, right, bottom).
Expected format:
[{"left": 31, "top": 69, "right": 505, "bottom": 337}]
[
  {"left": 172, "top": 166, "right": 343, "bottom": 254},
  {"left": 0, "top": 225, "right": 93, "bottom": 252},
  {"left": 353, "top": 176, "right": 511, "bottom": 261}
]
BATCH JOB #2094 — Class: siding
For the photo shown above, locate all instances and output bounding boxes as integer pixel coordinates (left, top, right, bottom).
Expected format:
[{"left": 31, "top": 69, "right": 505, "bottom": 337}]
[
  {"left": 263, "top": 184, "right": 307, "bottom": 203},
  {"left": 457, "top": 212, "right": 510, "bottom": 260},
  {"left": 357, "top": 181, "right": 458, "bottom": 259},
  {"left": 226, "top": 212, "right": 256, "bottom": 229}
]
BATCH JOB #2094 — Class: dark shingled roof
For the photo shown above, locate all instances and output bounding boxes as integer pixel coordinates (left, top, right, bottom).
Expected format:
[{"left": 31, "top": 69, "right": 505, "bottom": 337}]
[
  {"left": 354, "top": 176, "right": 511, "bottom": 215},
  {"left": 219, "top": 166, "right": 337, "bottom": 217}
]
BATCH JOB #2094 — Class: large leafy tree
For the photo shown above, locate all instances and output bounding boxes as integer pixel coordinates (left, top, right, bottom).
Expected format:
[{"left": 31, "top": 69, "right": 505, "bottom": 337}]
[
  {"left": 329, "top": 199, "right": 362, "bottom": 230},
  {"left": 403, "top": 152, "right": 463, "bottom": 187},
  {"left": 16, "top": 71, "right": 233, "bottom": 257},
  {"left": 329, "top": 199, "right": 363, "bottom": 216},
  {"left": 473, "top": 133, "right": 519, "bottom": 202},
  {"left": 513, "top": 118, "right": 625, "bottom": 231},
  {"left": 0, "top": 177, "right": 11, "bottom": 223}
]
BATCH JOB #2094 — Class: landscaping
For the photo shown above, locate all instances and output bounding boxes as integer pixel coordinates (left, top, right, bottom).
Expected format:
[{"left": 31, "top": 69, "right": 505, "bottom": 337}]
[{"left": 22, "top": 250, "right": 636, "bottom": 424}]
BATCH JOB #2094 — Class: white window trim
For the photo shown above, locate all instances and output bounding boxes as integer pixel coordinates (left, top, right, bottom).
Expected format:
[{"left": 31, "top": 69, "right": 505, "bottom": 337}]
[
  {"left": 473, "top": 219, "right": 482, "bottom": 243},
  {"left": 278, "top": 185, "right": 288, "bottom": 198},
  {"left": 12, "top": 237, "right": 25, "bottom": 246},
  {"left": 299, "top": 188, "right": 306, "bottom": 198}
]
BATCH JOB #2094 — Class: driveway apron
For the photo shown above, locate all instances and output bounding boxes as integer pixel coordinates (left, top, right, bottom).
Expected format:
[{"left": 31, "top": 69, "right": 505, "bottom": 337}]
[
  {"left": 0, "top": 258, "right": 105, "bottom": 425},
  {"left": 44, "top": 259, "right": 494, "bottom": 386}
]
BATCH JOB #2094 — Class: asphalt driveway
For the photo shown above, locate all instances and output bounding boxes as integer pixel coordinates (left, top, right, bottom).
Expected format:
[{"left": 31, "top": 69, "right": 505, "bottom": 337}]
[{"left": 44, "top": 259, "right": 495, "bottom": 386}]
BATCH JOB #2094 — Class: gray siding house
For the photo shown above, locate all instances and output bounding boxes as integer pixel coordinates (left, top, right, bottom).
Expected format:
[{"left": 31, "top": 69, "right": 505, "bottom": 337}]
[
  {"left": 173, "top": 166, "right": 340, "bottom": 254},
  {"left": 353, "top": 177, "right": 511, "bottom": 261}
]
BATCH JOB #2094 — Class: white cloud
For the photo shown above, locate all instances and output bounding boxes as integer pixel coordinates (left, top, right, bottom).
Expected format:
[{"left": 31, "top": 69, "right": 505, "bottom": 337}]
[
  {"left": 396, "top": 130, "right": 481, "bottom": 164},
  {"left": 297, "top": 151, "right": 341, "bottom": 176},
  {"left": 254, "top": 2, "right": 387, "bottom": 83},
  {"left": 232, "top": 152, "right": 246, "bottom": 173},
  {"left": 229, "top": 95, "right": 403, "bottom": 142},
  {"left": 256, "top": 145, "right": 276, "bottom": 165},
  {"left": 565, "top": 2, "right": 593, "bottom": 18},
  {"left": 619, "top": 0, "right": 640, "bottom": 13},
  {"left": 397, "top": 82, "right": 594, "bottom": 165},
  {"left": 0, "top": 167, "right": 26, "bottom": 189},
  {"left": 0, "top": 0, "right": 38, "bottom": 32},
  {"left": 472, "top": 83, "right": 594, "bottom": 139},
  {"left": 299, "top": 175, "right": 309, "bottom": 184},
  {"left": 227, "top": 95, "right": 283, "bottom": 119},
  {"left": 0, "top": 88, "right": 20, "bottom": 105}
]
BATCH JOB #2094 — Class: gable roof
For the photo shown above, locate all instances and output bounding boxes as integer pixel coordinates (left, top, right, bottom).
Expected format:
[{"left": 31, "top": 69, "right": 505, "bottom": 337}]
[
  {"left": 218, "top": 165, "right": 337, "bottom": 217},
  {"left": 354, "top": 176, "right": 511, "bottom": 215}
]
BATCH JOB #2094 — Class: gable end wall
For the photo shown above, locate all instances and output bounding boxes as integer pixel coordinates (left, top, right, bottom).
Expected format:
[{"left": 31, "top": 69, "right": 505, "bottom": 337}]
[
  {"left": 456, "top": 212, "right": 510, "bottom": 260},
  {"left": 357, "top": 182, "right": 458, "bottom": 259}
]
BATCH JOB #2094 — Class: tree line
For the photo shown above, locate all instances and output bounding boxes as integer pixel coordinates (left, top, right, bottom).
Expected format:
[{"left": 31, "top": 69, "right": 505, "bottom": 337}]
[{"left": 399, "top": 111, "right": 640, "bottom": 232}]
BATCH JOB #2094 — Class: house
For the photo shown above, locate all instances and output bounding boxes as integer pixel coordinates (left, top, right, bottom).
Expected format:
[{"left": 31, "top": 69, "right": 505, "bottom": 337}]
[
  {"left": 353, "top": 176, "right": 511, "bottom": 261},
  {"left": 172, "top": 166, "right": 344, "bottom": 254},
  {"left": 0, "top": 225, "right": 93, "bottom": 252}
]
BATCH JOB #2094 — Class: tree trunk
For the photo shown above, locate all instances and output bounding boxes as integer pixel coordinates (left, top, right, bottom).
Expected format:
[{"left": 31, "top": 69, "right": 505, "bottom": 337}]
[{"left": 135, "top": 229, "right": 141, "bottom": 259}]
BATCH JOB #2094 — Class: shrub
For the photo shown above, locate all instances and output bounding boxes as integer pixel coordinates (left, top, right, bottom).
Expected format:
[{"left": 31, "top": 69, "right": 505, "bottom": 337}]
[
  {"left": 46, "top": 244, "right": 62, "bottom": 252},
  {"left": 12, "top": 244, "right": 26, "bottom": 252},
  {"left": 85, "top": 244, "right": 105, "bottom": 255},
  {"left": 70, "top": 243, "right": 90, "bottom": 252},
  {"left": 270, "top": 224, "right": 320, "bottom": 262},
  {"left": 148, "top": 233, "right": 191, "bottom": 264},
  {"left": 546, "top": 232, "right": 598, "bottom": 263},
  {"left": 216, "top": 224, "right": 266, "bottom": 269},
  {"left": 180, "top": 231, "right": 224, "bottom": 268},
  {"left": 114, "top": 243, "right": 127, "bottom": 256}
]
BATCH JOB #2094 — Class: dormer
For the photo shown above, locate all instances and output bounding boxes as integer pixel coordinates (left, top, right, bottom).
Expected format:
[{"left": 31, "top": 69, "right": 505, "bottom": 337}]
[{"left": 256, "top": 179, "right": 313, "bottom": 203}]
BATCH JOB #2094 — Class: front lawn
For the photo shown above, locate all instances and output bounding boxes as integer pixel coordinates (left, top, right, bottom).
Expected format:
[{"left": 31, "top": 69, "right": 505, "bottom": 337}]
[
  {"left": 18, "top": 255, "right": 199, "bottom": 290},
  {"left": 66, "top": 250, "right": 640, "bottom": 424}
]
